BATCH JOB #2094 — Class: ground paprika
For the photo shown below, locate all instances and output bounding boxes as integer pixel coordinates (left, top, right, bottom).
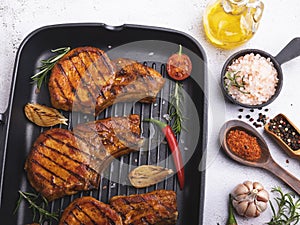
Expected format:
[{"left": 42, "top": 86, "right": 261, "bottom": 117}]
[{"left": 226, "top": 129, "right": 262, "bottom": 161}]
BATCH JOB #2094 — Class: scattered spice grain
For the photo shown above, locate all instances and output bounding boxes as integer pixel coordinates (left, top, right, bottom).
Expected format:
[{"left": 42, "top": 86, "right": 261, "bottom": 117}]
[
  {"left": 253, "top": 122, "right": 262, "bottom": 128},
  {"left": 237, "top": 108, "right": 270, "bottom": 128},
  {"left": 226, "top": 129, "right": 262, "bottom": 161}
]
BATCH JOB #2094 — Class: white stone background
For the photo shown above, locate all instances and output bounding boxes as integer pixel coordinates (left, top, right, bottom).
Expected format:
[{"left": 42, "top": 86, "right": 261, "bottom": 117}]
[{"left": 1, "top": 0, "right": 300, "bottom": 224}]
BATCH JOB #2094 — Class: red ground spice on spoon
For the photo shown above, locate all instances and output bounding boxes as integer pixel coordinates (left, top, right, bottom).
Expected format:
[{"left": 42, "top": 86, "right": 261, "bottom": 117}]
[{"left": 226, "top": 129, "right": 262, "bottom": 161}]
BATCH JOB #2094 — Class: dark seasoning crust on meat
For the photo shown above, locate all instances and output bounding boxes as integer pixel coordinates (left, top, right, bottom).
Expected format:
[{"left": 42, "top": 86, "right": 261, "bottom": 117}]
[
  {"left": 110, "top": 190, "right": 178, "bottom": 225},
  {"left": 25, "top": 115, "right": 143, "bottom": 201},
  {"left": 58, "top": 190, "right": 178, "bottom": 225},
  {"left": 59, "top": 196, "right": 123, "bottom": 225},
  {"left": 48, "top": 46, "right": 165, "bottom": 116}
]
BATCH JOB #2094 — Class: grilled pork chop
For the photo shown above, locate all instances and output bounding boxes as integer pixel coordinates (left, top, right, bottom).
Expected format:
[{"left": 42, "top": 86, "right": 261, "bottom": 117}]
[
  {"left": 59, "top": 190, "right": 177, "bottom": 225},
  {"left": 49, "top": 47, "right": 165, "bottom": 115},
  {"left": 59, "top": 196, "right": 123, "bottom": 225},
  {"left": 25, "top": 115, "right": 143, "bottom": 201},
  {"left": 110, "top": 190, "right": 178, "bottom": 225}
]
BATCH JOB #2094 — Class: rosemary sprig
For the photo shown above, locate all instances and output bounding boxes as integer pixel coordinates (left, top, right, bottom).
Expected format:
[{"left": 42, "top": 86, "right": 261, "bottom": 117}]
[
  {"left": 14, "top": 190, "right": 59, "bottom": 223},
  {"left": 224, "top": 71, "right": 250, "bottom": 94},
  {"left": 31, "top": 47, "right": 71, "bottom": 90},
  {"left": 168, "top": 82, "right": 185, "bottom": 134},
  {"left": 268, "top": 186, "right": 300, "bottom": 225}
]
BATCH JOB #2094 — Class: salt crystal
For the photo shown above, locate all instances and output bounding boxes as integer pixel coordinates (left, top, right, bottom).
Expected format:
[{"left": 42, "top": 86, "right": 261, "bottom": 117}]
[{"left": 225, "top": 53, "right": 278, "bottom": 105}]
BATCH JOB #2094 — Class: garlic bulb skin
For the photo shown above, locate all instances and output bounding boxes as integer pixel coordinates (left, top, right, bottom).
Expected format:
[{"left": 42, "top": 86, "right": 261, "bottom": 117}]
[{"left": 231, "top": 181, "right": 269, "bottom": 218}]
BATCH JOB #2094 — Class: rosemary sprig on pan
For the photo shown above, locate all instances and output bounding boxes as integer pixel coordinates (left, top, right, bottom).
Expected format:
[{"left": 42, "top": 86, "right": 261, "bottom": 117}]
[
  {"left": 31, "top": 47, "right": 71, "bottom": 90},
  {"left": 14, "top": 190, "right": 59, "bottom": 223},
  {"left": 224, "top": 71, "right": 250, "bottom": 94},
  {"left": 168, "top": 82, "right": 185, "bottom": 134},
  {"left": 268, "top": 186, "right": 300, "bottom": 225}
]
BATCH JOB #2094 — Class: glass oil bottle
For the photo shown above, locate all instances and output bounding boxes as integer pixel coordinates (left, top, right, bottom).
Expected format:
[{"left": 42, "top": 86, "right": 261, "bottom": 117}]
[{"left": 203, "top": 0, "right": 264, "bottom": 49}]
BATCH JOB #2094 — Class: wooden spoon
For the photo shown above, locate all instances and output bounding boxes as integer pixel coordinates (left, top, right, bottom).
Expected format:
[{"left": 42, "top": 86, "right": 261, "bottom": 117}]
[{"left": 219, "top": 119, "right": 300, "bottom": 195}]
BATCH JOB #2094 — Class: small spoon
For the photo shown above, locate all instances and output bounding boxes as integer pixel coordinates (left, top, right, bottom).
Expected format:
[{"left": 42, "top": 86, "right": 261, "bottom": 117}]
[{"left": 220, "top": 119, "right": 300, "bottom": 195}]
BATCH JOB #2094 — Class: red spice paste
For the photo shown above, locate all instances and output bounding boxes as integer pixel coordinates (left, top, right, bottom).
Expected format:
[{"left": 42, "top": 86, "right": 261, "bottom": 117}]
[{"left": 226, "top": 129, "right": 262, "bottom": 161}]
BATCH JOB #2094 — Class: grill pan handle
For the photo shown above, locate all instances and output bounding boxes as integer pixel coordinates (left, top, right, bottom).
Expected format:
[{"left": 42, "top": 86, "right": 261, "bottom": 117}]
[
  {"left": 103, "top": 24, "right": 125, "bottom": 31},
  {"left": 275, "top": 37, "right": 300, "bottom": 65}
]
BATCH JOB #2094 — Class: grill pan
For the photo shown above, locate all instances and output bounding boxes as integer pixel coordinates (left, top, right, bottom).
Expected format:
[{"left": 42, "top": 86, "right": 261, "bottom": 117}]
[{"left": 0, "top": 23, "right": 207, "bottom": 225}]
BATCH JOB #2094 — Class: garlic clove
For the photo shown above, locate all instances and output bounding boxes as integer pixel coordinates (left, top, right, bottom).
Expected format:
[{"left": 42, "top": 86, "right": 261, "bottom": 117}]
[
  {"left": 24, "top": 103, "right": 68, "bottom": 127},
  {"left": 256, "top": 201, "right": 268, "bottom": 212},
  {"left": 245, "top": 202, "right": 258, "bottom": 217},
  {"left": 256, "top": 189, "right": 270, "bottom": 202},
  {"left": 234, "top": 193, "right": 248, "bottom": 202},
  {"left": 243, "top": 181, "right": 254, "bottom": 192},
  {"left": 232, "top": 183, "right": 249, "bottom": 196},
  {"left": 233, "top": 200, "right": 248, "bottom": 216},
  {"left": 128, "top": 165, "right": 173, "bottom": 188},
  {"left": 253, "top": 181, "right": 264, "bottom": 191}
]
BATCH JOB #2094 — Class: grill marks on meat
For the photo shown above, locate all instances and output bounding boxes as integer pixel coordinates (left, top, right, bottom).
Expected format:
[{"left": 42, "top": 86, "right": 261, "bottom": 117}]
[
  {"left": 110, "top": 190, "right": 178, "bottom": 225},
  {"left": 111, "top": 58, "right": 165, "bottom": 104},
  {"left": 26, "top": 128, "right": 99, "bottom": 201},
  {"left": 59, "top": 196, "right": 123, "bottom": 225},
  {"left": 49, "top": 47, "right": 165, "bottom": 116},
  {"left": 59, "top": 190, "right": 178, "bottom": 225},
  {"left": 49, "top": 47, "right": 115, "bottom": 114},
  {"left": 73, "top": 114, "right": 143, "bottom": 173},
  {"left": 25, "top": 115, "right": 143, "bottom": 201}
]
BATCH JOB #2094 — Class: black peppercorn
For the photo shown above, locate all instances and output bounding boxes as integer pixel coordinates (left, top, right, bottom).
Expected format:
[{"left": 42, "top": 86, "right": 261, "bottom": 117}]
[{"left": 268, "top": 114, "right": 300, "bottom": 151}]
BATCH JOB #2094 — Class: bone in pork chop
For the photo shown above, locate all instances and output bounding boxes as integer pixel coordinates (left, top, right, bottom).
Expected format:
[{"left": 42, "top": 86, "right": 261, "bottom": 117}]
[
  {"left": 25, "top": 115, "right": 143, "bottom": 201},
  {"left": 48, "top": 47, "right": 165, "bottom": 115},
  {"left": 59, "top": 190, "right": 178, "bottom": 225}
]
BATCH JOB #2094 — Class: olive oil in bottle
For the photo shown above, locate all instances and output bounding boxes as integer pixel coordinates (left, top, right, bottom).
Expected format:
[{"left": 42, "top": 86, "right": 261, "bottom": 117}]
[{"left": 203, "top": 0, "right": 264, "bottom": 49}]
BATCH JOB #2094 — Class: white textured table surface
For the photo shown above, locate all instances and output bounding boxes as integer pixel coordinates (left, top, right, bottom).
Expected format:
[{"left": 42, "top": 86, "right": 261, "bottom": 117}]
[{"left": 1, "top": 1, "right": 300, "bottom": 224}]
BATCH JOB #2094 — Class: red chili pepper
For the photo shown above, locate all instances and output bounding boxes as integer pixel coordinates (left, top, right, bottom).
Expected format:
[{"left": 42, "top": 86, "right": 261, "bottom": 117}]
[{"left": 145, "top": 119, "right": 184, "bottom": 190}]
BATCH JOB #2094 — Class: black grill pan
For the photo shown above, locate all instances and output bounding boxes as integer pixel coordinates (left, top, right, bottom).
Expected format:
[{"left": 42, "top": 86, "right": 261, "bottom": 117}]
[{"left": 0, "top": 23, "right": 207, "bottom": 225}]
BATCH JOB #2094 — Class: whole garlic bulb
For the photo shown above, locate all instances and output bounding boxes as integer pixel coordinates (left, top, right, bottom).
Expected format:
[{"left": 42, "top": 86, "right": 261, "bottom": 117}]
[{"left": 231, "top": 181, "right": 269, "bottom": 217}]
